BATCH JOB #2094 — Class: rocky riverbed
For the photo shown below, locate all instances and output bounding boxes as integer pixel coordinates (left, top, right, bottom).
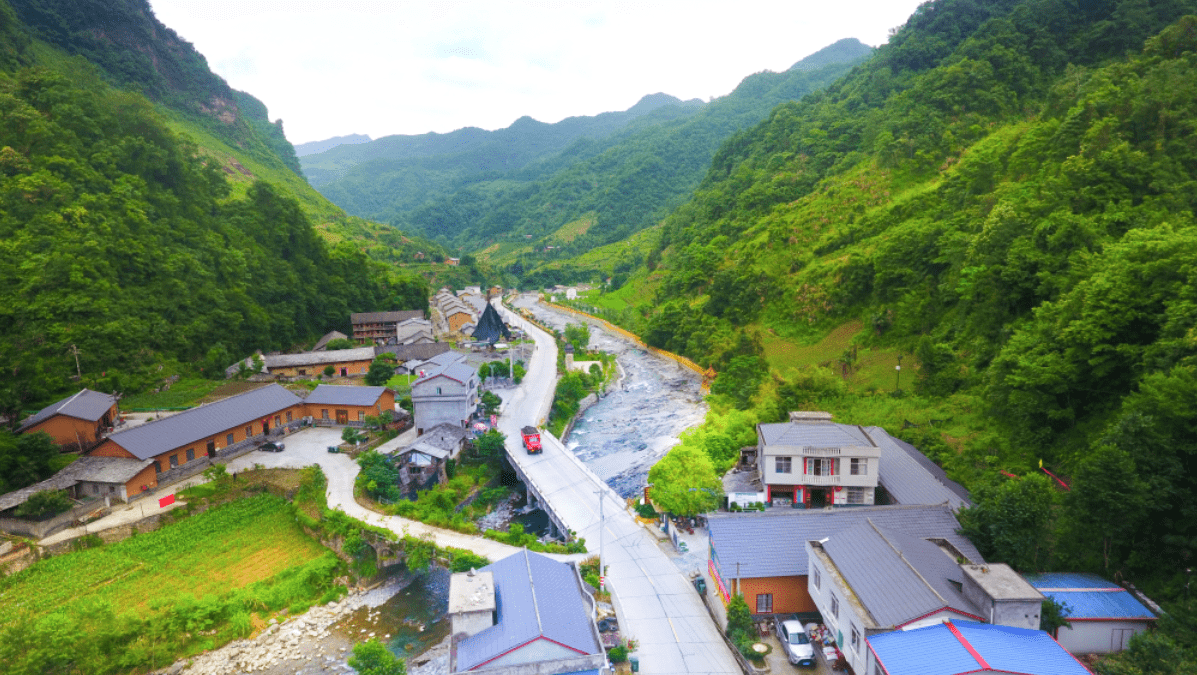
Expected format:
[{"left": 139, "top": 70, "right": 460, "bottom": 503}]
[{"left": 158, "top": 566, "right": 451, "bottom": 675}]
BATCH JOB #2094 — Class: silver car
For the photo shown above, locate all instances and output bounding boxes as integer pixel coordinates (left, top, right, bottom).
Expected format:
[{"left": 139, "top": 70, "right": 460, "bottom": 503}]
[{"left": 776, "top": 619, "right": 815, "bottom": 668}]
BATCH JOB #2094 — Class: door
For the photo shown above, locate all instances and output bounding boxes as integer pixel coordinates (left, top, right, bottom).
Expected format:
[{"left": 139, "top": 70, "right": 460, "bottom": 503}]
[
  {"left": 206, "top": 440, "right": 216, "bottom": 458},
  {"left": 336, "top": 409, "right": 349, "bottom": 425},
  {"left": 1112, "top": 628, "right": 1136, "bottom": 651}
]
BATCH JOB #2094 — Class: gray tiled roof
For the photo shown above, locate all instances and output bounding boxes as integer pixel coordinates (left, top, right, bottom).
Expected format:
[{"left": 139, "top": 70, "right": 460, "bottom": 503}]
[
  {"left": 757, "top": 421, "right": 874, "bottom": 448},
  {"left": 821, "top": 521, "right": 979, "bottom": 627},
  {"left": 868, "top": 427, "right": 972, "bottom": 509},
  {"left": 456, "top": 550, "right": 600, "bottom": 671},
  {"left": 416, "top": 360, "right": 476, "bottom": 387},
  {"left": 399, "top": 442, "right": 450, "bottom": 461},
  {"left": 304, "top": 385, "right": 388, "bottom": 407},
  {"left": 19, "top": 389, "right": 116, "bottom": 432},
  {"left": 311, "top": 330, "right": 348, "bottom": 351},
  {"left": 375, "top": 342, "right": 450, "bottom": 362},
  {"left": 708, "top": 504, "right": 981, "bottom": 580},
  {"left": 420, "top": 423, "right": 469, "bottom": 450},
  {"left": 351, "top": 310, "right": 424, "bottom": 325},
  {"left": 0, "top": 456, "right": 151, "bottom": 511},
  {"left": 101, "top": 385, "right": 303, "bottom": 460},
  {"left": 263, "top": 347, "right": 375, "bottom": 368}
]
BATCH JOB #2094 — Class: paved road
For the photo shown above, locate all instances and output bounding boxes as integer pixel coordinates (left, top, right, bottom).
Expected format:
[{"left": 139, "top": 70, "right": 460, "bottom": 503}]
[{"left": 497, "top": 297, "right": 740, "bottom": 675}]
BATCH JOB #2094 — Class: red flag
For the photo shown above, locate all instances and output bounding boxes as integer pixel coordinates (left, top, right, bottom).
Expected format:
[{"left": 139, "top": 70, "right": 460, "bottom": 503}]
[{"left": 158, "top": 494, "right": 176, "bottom": 508}]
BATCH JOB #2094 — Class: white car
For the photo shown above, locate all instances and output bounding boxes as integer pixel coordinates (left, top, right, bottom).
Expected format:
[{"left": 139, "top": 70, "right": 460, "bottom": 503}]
[{"left": 776, "top": 619, "right": 815, "bottom": 668}]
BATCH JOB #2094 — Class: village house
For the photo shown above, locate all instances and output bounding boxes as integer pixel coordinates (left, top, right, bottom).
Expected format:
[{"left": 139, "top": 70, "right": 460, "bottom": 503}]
[
  {"left": 707, "top": 504, "right": 980, "bottom": 615},
  {"left": 393, "top": 318, "right": 435, "bottom": 345},
  {"left": 867, "top": 621, "right": 1095, "bottom": 675},
  {"left": 303, "top": 384, "right": 396, "bottom": 426},
  {"left": 262, "top": 346, "right": 376, "bottom": 378},
  {"left": 448, "top": 549, "right": 605, "bottom": 675},
  {"left": 17, "top": 389, "right": 119, "bottom": 450},
  {"left": 311, "top": 330, "right": 348, "bottom": 351},
  {"left": 806, "top": 521, "right": 1043, "bottom": 674},
  {"left": 88, "top": 384, "right": 306, "bottom": 497},
  {"left": 411, "top": 352, "right": 479, "bottom": 434},
  {"left": 754, "top": 411, "right": 971, "bottom": 510},
  {"left": 1024, "top": 573, "right": 1158, "bottom": 654},
  {"left": 393, "top": 442, "right": 449, "bottom": 500},
  {"left": 351, "top": 310, "right": 426, "bottom": 343}
]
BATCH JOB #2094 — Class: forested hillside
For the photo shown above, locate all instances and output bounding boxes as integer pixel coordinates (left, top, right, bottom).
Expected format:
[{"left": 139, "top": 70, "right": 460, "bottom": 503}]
[
  {"left": 0, "top": 0, "right": 431, "bottom": 428},
  {"left": 597, "top": 0, "right": 1197, "bottom": 646},
  {"left": 309, "top": 40, "right": 872, "bottom": 260}
]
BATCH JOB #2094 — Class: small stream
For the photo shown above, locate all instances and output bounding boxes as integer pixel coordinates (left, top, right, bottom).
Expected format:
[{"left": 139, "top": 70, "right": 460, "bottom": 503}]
[{"left": 513, "top": 297, "right": 708, "bottom": 497}]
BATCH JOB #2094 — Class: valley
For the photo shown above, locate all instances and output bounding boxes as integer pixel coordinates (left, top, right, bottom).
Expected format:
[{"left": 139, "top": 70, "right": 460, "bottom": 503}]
[{"left": 3, "top": 0, "right": 1197, "bottom": 674}]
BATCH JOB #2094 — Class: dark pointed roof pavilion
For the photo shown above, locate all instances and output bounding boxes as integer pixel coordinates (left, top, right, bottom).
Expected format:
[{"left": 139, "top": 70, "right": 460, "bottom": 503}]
[{"left": 471, "top": 302, "right": 511, "bottom": 344}]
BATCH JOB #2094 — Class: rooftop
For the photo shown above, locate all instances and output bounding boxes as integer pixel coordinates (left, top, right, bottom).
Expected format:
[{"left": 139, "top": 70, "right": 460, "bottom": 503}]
[
  {"left": 708, "top": 504, "right": 981, "bottom": 580},
  {"left": 263, "top": 347, "right": 375, "bottom": 368},
  {"left": 100, "top": 384, "right": 303, "bottom": 460},
  {"left": 455, "top": 550, "right": 600, "bottom": 671},
  {"left": 351, "top": 310, "right": 424, "bottom": 325},
  {"left": 818, "top": 521, "right": 982, "bottom": 628},
  {"left": 868, "top": 621, "right": 1094, "bottom": 675},
  {"left": 304, "top": 385, "right": 389, "bottom": 407},
  {"left": 19, "top": 389, "right": 117, "bottom": 432},
  {"left": 0, "top": 455, "right": 152, "bottom": 511},
  {"left": 449, "top": 570, "right": 496, "bottom": 614},
  {"left": 1023, "top": 573, "right": 1157, "bottom": 620},
  {"left": 869, "top": 427, "right": 972, "bottom": 509},
  {"left": 961, "top": 564, "right": 1044, "bottom": 603}
]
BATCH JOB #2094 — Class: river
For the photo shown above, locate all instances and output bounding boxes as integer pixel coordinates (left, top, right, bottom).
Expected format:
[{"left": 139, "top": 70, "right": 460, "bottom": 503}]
[{"left": 511, "top": 296, "right": 708, "bottom": 498}]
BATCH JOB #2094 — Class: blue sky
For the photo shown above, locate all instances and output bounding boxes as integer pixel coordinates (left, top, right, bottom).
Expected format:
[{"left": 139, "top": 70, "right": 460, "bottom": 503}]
[{"left": 150, "top": 0, "right": 927, "bottom": 144}]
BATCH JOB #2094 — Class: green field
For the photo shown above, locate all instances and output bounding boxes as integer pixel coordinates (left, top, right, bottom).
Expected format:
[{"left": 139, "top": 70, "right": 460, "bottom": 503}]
[{"left": 0, "top": 494, "right": 340, "bottom": 674}]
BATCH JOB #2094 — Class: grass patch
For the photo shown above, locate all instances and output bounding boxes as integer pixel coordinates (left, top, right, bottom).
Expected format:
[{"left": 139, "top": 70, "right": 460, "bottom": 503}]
[
  {"left": 0, "top": 493, "right": 341, "bottom": 674},
  {"left": 121, "top": 376, "right": 226, "bottom": 410},
  {"left": 386, "top": 373, "right": 418, "bottom": 390}
]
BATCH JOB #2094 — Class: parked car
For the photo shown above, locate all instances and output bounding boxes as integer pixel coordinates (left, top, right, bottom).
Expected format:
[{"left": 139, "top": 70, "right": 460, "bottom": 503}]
[
  {"left": 776, "top": 618, "right": 815, "bottom": 668},
  {"left": 259, "top": 441, "right": 285, "bottom": 452}
]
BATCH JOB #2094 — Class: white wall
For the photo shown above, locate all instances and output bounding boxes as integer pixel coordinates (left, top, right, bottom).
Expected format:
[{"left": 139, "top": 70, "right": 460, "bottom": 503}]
[{"left": 1056, "top": 620, "right": 1153, "bottom": 654}]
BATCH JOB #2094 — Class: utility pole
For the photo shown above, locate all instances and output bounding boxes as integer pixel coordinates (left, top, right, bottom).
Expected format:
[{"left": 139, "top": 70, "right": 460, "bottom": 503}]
[{"left": 69, "top": 344, "right": 82, "bottom": 380}]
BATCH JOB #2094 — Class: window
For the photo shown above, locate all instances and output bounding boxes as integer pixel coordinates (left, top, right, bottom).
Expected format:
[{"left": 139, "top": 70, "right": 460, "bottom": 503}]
[
  {"left": 775, "top": 456, "right": 792, "bottom": 474},
  {"left": 92, "top": 484, "right": 99, "bottom": 494},
  {"left": 851, "top": 624, "right": 861, "bottom": 652},
  {"left": 756, "top": 593, "right": 773, "bottom": 613},
  {"left": 245, "top": 426, "right": 252, "bottom": 438},
  {"left": 298, "top": 369, "right": 307, "bottom": 376},
  {"left": 154, "top": 461, "right": 162, "bottom": 475},
  {"left": 274, "top": 415, "right": 281, "bottom": 426},
  {"left": 186, "top": 448, "right": 194, "bottom": 462},
  {"left": 408, "top": 466, "right": 422, "bottom": 475},
  {"left": 109, "top": 486, "right": 115, "bottom": 494},
  {"left": 812, "top": 566, "right": 822, "bottom": 589},
  {"left": 358, "top": 411, "right": 365, "bottom": 421},
  {"left": 847, "top": 487, "right": 867, "bottom": 504},
  {"left": 286, "top": 411, "right": 293, "bottom": 422},
  {"left": 808, "top": 458, "right": 837, "bottom": 476},
  {"left": 830, "top": 593, "right": 840, "bottom": 618},
  {"left": 226, "top": 433, "right": 234, "bottom": 445},
  {"left": 850, "top": 458, "right": 868, "bottom": 475},
  {"left": 437, "top": 386, "right": 442, "bottom": 395},
  {"left": 169, "top": 454, "right": 179, "bottom": 468}
]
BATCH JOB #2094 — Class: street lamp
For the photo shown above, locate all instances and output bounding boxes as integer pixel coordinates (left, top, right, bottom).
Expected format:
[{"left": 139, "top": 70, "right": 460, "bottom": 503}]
[{"left": 895, "top": 354, "right": 903, "bottom": 392}]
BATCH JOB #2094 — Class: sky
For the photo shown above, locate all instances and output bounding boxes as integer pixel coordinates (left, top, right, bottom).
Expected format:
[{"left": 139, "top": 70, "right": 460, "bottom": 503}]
[{"left": 149, "top": 0, "right": 927, "bottom": 145}]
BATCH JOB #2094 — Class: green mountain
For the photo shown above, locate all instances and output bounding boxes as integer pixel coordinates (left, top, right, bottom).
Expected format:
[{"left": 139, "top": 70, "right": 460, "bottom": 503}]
[
  {"left": 307, "top": 39, "right": 873, "bottom": 255},
  {"left": 295, "top": 133, "right": 371, "bottom": 157},
  {"left": 585, "top": 0, "right": 1197, "bottom": 606},
  {"left": 0, "top": 0, "right": 434, "bottom": 425}
]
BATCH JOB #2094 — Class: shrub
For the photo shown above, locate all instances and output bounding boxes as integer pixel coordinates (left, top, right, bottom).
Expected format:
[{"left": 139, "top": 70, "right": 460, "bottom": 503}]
[
  {"left": 15, "top": 489, "right": 72, "bottom": 518},
  {"left": 323, "top": 365, "right": 336, "bottom": 377},
  {"left": 608, "top": 645, "right": 628, "bottom": 663}
]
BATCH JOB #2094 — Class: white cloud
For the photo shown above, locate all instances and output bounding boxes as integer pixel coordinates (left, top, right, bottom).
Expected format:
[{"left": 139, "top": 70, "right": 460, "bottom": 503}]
[{"left": 149, "top": 0, "right": 925, "bottom": 144}]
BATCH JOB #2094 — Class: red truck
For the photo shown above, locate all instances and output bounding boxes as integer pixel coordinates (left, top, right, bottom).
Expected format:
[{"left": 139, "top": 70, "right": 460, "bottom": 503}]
[{"left": 521, "top": 426, "right": 542, "bottom": 454}]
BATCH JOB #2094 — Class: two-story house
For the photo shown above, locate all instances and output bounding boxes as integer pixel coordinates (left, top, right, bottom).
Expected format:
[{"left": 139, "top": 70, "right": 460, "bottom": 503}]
[
  {"left": 806, "top": 520, "right": 1044, "bottom": 675},
  {"left": 756, "top": 411, "right": 882, "bottom": 507},
  {"left": 411, "top": 352, "right": 479, "bottom": 434}
]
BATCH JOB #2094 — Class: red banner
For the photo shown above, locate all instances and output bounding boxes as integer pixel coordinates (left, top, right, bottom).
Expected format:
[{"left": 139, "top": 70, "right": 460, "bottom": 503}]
[{"left": 158, "top": 494, "right": 176, "bottom": 508}]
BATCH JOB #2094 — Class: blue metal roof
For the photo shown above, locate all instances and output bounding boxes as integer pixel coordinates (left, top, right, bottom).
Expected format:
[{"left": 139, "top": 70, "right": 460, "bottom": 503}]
[
  {"left": 869, "top": 622, "right": 1093, "bottom": 675},
  {"left": 1023, "top": 573, "right": 1156, "bottom": 620},
  {"left": 455, "top": 550, "right": 600, "bottom": 671}
]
